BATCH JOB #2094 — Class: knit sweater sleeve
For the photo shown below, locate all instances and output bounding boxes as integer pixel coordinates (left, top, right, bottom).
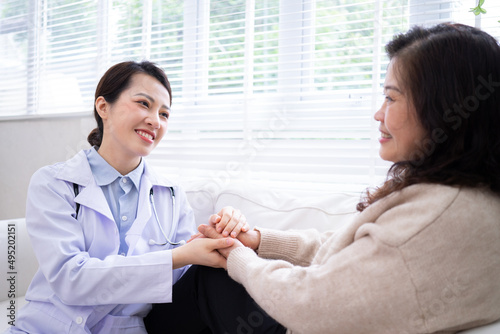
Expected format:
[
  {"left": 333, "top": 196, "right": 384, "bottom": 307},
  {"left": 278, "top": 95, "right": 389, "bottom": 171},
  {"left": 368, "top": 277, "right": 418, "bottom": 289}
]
[
  {"left": 254, "top": 227, "right": 334, "bottom": 266},
  {"left": 227, "top": 233, "right": 418, "bottom": 334}
]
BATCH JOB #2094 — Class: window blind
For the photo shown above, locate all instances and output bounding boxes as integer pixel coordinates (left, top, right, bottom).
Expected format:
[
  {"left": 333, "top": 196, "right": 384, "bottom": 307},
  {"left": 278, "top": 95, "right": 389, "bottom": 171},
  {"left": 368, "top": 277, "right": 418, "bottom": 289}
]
[
  {"left": 149, "top": 0, "right": 417, "bottom": 194},
  {"left": 0, "top": 0, "right": 29, "bottom": 115},
  {"left": 0, "top": 0, "right": 498, "bottom": 194}
]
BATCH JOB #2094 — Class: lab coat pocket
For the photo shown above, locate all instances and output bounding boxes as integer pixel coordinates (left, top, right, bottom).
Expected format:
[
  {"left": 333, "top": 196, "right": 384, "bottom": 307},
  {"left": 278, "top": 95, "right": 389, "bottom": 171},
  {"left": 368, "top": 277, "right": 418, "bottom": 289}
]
[
  {"left": 12, "top": 301, "right": 76, "bottom": 334},
  {"left": 89, "top": 314, "right": 147, "bottom": 334}
]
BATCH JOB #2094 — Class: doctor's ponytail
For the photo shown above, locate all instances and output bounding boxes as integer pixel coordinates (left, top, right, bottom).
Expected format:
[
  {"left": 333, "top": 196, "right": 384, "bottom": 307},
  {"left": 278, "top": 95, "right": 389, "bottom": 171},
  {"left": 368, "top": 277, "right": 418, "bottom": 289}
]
[
  {"left": 87, "top": 126, "right": 103, "bottom": 147},
  {"left": 87, "top": 61, "right": 172, "bottom": 147}
]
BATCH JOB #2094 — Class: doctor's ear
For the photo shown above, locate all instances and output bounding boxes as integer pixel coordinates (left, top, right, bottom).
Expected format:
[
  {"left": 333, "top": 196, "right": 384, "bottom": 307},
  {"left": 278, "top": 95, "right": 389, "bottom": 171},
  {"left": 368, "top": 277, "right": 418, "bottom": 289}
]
[{"left": 95, "top": 96, "right": 110, "bottom": 120}]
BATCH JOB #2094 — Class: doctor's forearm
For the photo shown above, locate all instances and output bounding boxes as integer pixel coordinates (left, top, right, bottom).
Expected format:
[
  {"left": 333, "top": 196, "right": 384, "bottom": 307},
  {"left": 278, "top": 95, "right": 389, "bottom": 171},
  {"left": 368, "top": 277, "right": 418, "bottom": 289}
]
[{"left": 171, "top": 246, "right": 190, "bottom": 269}]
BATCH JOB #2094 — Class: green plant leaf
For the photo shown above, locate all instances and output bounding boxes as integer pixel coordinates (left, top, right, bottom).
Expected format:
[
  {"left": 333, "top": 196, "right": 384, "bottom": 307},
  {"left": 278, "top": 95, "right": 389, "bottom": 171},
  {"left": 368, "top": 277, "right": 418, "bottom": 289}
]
[
  {"left": 470, "top": 7, "right": 479, "bottom": 15},
  {"left": 470, "top": 0, "right": 487, "bottom": 16}
]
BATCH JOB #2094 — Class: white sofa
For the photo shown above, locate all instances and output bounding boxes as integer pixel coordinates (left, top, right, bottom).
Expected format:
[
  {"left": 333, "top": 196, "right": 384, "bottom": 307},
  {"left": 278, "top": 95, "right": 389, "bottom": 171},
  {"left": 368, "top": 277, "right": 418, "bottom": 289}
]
[{"left": 1, "top": 182, "right": 499, "bottom": 333}]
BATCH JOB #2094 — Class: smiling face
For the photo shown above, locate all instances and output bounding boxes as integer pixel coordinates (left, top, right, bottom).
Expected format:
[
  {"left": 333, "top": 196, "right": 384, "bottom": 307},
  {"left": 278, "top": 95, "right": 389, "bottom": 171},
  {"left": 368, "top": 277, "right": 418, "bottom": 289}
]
[
  {"left": 96, "top": 72, "right": 171, "bottom": 174},
  {"left": 374, "top": 59, "right": 427, "bottom": 163}
]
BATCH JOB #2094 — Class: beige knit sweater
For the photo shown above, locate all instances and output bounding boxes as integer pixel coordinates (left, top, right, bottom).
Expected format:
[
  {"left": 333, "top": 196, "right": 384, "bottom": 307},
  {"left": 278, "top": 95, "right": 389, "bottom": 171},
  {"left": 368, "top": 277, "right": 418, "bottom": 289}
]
[{"left": 227, "top": 184, "right": 500, "bottom": 334}]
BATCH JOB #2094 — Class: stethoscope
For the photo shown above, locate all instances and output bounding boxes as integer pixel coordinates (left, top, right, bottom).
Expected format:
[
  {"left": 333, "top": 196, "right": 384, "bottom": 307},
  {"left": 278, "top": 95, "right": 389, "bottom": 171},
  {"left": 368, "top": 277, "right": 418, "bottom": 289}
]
[{"left": 148, "top": 187, "right": 186, "bottom": 246}]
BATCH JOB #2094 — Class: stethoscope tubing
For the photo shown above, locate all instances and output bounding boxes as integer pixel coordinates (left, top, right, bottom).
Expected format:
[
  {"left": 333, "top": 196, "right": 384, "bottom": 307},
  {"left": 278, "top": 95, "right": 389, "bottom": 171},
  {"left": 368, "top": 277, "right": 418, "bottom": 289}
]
[{"left": 149, "top": 187, "right": 185, "bottom": 246}]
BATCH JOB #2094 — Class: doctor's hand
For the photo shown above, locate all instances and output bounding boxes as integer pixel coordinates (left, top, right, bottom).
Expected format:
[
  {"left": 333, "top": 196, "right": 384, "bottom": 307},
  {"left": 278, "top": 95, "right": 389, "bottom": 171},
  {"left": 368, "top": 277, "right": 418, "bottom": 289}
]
[
  {"left": 197, "top": 224, "right": 246, "bottom": 259},
  {"left": 172, "top": 237, "right": 235, "bottom": 270},
  {"left": 210, "top": 206, "right": 250, "bottom": 238}
]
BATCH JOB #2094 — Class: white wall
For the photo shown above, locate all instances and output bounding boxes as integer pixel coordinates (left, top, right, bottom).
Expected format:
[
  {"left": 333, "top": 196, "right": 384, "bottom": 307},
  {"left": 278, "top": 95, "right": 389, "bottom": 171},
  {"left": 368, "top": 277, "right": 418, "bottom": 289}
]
[{"left": 0, "top": 114, "right": 94, "bottom": 219}]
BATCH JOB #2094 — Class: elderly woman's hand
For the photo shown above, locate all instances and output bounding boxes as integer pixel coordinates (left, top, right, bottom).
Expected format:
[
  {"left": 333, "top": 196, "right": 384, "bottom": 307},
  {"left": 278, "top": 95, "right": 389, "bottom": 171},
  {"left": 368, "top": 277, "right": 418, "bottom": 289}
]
[
  {"left": 210, "top": 206, "right": 250, "bottom": 238},
  {"left": 187, "top": 206, "right": 250, "bottom": 243}
]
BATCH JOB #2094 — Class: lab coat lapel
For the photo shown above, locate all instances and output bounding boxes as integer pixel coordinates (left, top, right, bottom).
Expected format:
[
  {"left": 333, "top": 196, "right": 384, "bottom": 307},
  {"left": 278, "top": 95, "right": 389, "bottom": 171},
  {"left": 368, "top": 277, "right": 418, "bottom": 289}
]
[
  {"left": 56, "top": 149, "right": 115, "bottom": 223},
  {"left": 75, "top": 182, "right": 115, "bottom": 223}
]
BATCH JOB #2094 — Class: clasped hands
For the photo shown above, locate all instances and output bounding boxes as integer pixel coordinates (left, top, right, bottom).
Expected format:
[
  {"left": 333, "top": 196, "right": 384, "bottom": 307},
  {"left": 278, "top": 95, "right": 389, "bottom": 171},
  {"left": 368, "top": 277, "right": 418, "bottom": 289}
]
[{"left": 171, "top": 207, "right": 260, "bottom": 270}]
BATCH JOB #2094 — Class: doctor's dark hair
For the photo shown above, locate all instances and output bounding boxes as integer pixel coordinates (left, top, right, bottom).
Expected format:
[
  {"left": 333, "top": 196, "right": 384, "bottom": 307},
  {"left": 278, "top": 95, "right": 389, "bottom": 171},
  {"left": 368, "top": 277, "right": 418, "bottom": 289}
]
[
  {"left": 87, "top": 61, "right": 172, "bottom": 147},
  {"left": 357, "top": 23, "right": 500, "bottom": 211}
]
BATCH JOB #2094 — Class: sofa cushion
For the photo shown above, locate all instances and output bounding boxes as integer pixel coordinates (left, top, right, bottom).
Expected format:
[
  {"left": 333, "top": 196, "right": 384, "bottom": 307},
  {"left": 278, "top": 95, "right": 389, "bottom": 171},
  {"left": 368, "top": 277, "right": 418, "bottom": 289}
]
[
  {"left": 212, "top": 183, "right": 360, "bottom": 232},
  {"left": 458, "top": 319, "right": 500, "bottom": 333},
  {"left": 185, "top": 185, "right": 217, "bottom": 226}
]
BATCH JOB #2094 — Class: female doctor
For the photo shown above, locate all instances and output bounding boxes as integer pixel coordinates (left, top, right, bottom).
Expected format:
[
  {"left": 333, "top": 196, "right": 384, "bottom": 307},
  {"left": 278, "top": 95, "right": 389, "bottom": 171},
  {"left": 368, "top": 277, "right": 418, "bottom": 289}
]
[{"left": 6, "top": 61, "right": 246, "bottom": 334}]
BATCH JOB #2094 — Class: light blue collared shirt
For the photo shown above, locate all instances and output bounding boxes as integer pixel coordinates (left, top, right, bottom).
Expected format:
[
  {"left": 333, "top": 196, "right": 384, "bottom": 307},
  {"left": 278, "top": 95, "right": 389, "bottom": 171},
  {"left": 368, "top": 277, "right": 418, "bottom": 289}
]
[{"left": 87, "top": 147, "right": 144, "bottom": 255}]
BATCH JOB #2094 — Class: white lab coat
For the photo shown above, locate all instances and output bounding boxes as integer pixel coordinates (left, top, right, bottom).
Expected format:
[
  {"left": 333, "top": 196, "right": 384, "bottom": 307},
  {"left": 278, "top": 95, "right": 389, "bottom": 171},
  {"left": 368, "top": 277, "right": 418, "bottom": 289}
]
[{"left": 7, "top": 149, "right": 196, "bottom": 334}]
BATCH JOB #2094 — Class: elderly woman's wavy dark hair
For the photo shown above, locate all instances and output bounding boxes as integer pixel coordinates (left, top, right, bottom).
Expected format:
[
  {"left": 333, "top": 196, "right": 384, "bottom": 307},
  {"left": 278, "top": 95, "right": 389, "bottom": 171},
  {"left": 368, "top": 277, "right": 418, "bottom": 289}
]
[{"left": 358, "top": 23, "right": 500, "bottom": 211}]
